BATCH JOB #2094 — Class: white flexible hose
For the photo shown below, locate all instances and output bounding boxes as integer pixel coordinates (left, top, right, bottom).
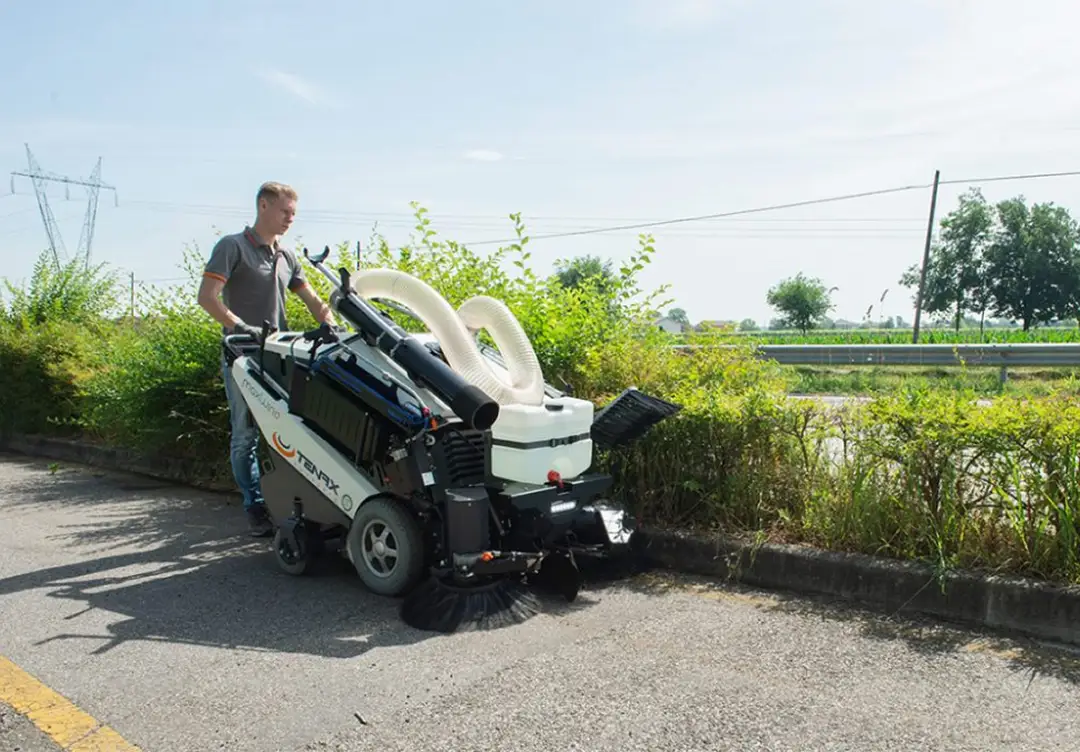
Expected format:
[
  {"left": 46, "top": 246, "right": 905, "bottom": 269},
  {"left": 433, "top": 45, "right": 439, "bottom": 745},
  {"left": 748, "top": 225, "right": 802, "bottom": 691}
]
[{"left": 350, "top": 269, "right": 546, "bottom": 406}]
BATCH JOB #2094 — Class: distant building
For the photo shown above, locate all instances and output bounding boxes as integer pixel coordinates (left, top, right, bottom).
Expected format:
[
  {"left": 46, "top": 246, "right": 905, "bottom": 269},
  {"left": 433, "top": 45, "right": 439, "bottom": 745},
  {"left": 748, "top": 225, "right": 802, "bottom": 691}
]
[{"left": 654, "top": 316, "right": 686, "bottom": 334}]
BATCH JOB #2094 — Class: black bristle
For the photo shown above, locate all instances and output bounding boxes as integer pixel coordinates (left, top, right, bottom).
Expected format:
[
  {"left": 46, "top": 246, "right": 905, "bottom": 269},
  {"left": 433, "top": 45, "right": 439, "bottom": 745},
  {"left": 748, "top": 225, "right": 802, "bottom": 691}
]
[{"left": 400, "top": 576, "right": 541, "bottom": 633}]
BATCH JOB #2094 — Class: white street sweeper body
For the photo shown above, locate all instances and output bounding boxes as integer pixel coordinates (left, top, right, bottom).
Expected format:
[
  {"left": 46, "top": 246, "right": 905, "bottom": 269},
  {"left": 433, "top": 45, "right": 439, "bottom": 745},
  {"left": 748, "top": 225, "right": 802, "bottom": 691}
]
[{"left": 223, "top": 246, "right": 680, "bottom": 632}]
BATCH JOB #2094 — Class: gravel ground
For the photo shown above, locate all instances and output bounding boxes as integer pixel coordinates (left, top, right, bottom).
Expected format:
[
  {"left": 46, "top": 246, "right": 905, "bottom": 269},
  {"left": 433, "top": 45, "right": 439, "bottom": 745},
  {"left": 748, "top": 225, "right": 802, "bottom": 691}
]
[{"left": 2, "top": 453, "right": 1080, "bottom": 752}]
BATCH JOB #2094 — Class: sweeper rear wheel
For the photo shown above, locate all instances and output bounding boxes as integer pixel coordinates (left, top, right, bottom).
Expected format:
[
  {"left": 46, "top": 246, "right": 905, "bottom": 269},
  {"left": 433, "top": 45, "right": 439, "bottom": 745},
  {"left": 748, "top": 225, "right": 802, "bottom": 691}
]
[{"left": 346, "top": 496, "right": 425, "bottom": 597}]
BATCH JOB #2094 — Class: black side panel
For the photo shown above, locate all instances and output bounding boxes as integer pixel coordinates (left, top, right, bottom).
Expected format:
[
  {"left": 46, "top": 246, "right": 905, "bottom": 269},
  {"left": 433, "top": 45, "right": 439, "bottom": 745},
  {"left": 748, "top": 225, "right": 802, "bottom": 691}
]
[
  {"left": 291, "top": 368, "right": 392, "bottom": 467},
  {"left": 288, "top": 361, "right": 310, "bottom": 414},
  {"left": 445, "top": 487, "right": 490, "bottom": 554},
  {"left": 259, "top": 351, "right": 292, "bottom": 392}
]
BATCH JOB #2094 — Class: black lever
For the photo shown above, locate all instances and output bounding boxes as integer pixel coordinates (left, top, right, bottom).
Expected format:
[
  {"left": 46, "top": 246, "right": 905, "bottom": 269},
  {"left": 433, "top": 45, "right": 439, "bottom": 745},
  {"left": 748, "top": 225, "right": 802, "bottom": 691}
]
[
  {"left": 302, "top": 322, "right": 339, "bottom": 360},
  {"left": 258, "top": 319, "right": 277, "bottom": 375}
]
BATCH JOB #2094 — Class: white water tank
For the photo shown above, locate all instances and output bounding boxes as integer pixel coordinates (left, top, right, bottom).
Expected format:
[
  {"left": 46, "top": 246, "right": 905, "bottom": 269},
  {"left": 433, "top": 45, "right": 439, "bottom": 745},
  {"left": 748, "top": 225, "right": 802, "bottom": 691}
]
[{"left": 488, "top": 396, "right": 594, "bottom": 485}]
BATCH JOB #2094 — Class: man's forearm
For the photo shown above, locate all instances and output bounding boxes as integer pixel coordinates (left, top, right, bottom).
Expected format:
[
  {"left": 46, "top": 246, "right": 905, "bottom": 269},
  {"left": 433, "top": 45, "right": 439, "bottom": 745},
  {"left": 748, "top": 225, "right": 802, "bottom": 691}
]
[
  {"left": 199, "top": 296, "right": 241, "bottom": 329},
  {"left": 309, "top": 298, "right": 335, "bottom": 325}
]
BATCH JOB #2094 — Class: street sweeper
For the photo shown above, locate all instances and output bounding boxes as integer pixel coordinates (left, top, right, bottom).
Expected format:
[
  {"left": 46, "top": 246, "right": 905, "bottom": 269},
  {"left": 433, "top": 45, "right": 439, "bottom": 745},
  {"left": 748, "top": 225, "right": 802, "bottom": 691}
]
[{"left": 221, "top": 245, "right": 680, "bottom": 632}]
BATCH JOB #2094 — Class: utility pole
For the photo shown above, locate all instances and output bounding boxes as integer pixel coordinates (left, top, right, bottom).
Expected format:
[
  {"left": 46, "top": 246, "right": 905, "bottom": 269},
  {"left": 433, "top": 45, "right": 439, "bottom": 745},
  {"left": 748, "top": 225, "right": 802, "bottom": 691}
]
[
  {"left": 129, "top": 272, "right": 135, "bottom": 319},
  {"left": 912, "top": 169, "right": 941, "bottom": 344},
  {"left": 9, "top": 143, "right": 118, "bottom": 269}
]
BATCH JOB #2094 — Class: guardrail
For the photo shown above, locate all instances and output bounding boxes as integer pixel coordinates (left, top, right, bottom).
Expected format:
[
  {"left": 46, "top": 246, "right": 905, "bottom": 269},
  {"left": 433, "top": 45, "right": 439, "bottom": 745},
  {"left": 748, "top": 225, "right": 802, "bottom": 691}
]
[{"left": 673, "top": 343, "right": 1080, "bottom": 382}]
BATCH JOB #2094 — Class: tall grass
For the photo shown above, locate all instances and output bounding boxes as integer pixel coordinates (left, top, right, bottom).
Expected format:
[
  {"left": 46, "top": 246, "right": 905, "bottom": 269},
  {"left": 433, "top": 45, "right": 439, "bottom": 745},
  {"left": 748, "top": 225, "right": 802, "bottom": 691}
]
[{"left": 4, "top": 208, "right": 1080, "bottom": 586}]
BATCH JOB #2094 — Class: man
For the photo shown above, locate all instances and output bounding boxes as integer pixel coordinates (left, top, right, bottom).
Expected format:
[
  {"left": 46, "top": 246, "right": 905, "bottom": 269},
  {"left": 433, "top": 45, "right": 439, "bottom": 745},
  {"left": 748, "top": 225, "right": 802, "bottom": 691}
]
[{"left": 197, "top": 181, "right": 336, "bottom": 537}]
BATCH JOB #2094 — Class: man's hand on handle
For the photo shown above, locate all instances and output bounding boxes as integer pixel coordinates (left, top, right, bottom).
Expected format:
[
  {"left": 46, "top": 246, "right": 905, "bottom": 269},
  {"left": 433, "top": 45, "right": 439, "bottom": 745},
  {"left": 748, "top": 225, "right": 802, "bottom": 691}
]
[{"left": 231, "top": 321, "right": 263, "bottom": 342}]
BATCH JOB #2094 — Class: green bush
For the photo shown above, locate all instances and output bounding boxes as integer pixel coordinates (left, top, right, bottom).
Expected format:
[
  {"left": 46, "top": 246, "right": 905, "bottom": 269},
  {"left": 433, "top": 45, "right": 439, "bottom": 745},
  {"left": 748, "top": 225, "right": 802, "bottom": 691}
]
[
  {"left": 0, "top": 252, "right": 122, "bottom": 437},
  {"left": 76, "top": 282, "right": 228, "bottom": 457},
  {"left": 0, "top": 320, "right": 97, "bottom": 437},
  {"left": 4, "top": 209, "right": 1080, "bottom": 587}
]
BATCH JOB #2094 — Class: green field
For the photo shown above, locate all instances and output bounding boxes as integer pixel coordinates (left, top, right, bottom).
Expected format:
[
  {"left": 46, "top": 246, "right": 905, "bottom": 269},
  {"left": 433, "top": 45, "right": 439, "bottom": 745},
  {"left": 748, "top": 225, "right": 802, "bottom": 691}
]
[{"left": 687, "top": 326, "right": 1080, "bottom": 345}]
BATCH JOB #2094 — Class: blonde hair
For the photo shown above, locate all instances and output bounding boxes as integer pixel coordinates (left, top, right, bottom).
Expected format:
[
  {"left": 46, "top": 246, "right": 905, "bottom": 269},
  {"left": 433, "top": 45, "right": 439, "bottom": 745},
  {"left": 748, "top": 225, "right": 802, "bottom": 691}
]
[{"left": 256, "top": 181, "right": 298, "bottom": 205}]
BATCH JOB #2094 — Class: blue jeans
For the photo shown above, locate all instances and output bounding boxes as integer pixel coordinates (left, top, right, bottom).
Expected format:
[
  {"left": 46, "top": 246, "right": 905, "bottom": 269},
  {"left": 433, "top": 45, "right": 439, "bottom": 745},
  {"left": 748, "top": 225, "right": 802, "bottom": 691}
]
[{"left": 222, "top": 358, "right": 264, "bottom": 510}]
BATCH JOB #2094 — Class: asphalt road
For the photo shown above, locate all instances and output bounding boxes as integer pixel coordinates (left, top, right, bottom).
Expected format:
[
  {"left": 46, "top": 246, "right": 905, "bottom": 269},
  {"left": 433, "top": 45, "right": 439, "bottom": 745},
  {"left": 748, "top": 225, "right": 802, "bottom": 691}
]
[
  {"left": 0, "top": 701, "right": 56, "bottom": 752},
  {"left": 2, "top": 453, "right": 1080, "bottom": 752}
]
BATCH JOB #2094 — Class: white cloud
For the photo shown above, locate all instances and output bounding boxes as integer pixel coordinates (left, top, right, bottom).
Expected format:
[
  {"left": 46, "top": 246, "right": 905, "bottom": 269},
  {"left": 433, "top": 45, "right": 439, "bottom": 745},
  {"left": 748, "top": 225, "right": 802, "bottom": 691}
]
[
  {"left": 464, "top": 149, "right": 504, "bottom": 162},
  {"left": 257, "top": 69, "right": 338, "bottom": 107}
]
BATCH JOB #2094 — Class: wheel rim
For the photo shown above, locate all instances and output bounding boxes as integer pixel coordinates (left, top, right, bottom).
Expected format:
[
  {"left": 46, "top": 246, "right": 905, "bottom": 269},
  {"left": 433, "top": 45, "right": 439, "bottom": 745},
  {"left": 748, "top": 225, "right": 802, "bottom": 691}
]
[
  {"left": 360, "top": 519, "right": 398, "bottom": 578},
  {"left": 276, "top": 531, "right": 302, "bottom": 565}
]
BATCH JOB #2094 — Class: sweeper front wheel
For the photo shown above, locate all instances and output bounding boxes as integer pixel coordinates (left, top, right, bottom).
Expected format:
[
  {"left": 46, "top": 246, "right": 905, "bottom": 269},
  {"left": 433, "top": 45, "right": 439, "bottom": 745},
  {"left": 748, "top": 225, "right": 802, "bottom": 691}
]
[
  {"left": 346, "top": 496, "right": 425, "bottom": 597},
  {"left": 273, "top": 525, "right": 317, "bottom": 576}
]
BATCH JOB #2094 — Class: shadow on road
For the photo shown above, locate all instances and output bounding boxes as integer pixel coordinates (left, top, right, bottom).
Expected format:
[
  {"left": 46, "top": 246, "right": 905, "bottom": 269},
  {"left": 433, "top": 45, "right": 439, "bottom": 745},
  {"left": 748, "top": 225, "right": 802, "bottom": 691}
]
[
  {"left": 0, "top": 455, "right": 593, "bottom": 659},
  {"left": 616, "top": 569, "right": 1080, "bottom": 688},
  {"left": 11, "top": 451, "right": 1076, "bottom": 685}
]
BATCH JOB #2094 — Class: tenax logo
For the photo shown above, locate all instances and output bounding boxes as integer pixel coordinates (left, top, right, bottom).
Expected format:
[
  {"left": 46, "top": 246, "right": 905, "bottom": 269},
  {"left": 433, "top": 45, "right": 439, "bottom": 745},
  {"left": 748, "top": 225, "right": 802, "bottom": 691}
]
[{"left": 295, "top": 448, "right": 340, "bottom": 496}]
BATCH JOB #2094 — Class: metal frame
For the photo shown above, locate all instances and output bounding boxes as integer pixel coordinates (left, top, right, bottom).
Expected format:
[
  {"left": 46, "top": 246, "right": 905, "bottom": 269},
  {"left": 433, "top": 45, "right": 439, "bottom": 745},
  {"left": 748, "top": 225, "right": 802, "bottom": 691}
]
[{"left": 673, "top": 342, "right": 1080, "bottom": 383}]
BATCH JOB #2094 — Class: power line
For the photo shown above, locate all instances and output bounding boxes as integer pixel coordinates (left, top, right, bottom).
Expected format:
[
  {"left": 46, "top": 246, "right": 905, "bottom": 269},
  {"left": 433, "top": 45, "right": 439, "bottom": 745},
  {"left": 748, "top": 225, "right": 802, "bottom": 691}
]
[
  {"left": 461, "top": 169, "right": 1080, "bottom": 246},
  {"left": 113, "top": 197, "right": 926, "bottom": 225},
  {"left": 8, "top": 166, "right": 1080, "bottom": 259},
  {"left": 938, "top": 169, "right": 1080, "bottom": 186}
]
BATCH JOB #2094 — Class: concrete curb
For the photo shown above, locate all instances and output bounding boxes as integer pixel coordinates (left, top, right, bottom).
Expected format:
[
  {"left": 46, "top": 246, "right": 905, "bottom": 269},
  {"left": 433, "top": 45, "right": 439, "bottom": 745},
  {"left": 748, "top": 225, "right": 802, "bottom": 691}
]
[
  {"left": 6, "top": 433, "right": 1080, "bottom": 647},
  {"left": 635, "top": 527, "right": 1080, "bottom": 647},
  {"left": 0, "top": 433, "right": 235, "bottom": 495}
]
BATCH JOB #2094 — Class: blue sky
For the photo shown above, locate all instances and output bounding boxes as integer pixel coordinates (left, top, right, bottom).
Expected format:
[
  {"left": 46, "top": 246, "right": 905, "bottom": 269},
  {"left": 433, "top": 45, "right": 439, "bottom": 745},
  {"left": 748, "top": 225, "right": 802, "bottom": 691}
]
[{"left": 2, "top": 0, "right": 1080, "bottom": 326}]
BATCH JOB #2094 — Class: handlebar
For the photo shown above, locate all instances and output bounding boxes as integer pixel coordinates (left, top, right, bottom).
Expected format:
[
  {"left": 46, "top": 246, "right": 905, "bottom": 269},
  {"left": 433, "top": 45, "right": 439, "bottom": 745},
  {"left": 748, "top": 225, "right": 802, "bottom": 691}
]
[
  {"left": 303, "top": 245, "right": 332, "bottom": 265},
  {"left": 222, "top": 319, "right": 277, "bottom": 361}
]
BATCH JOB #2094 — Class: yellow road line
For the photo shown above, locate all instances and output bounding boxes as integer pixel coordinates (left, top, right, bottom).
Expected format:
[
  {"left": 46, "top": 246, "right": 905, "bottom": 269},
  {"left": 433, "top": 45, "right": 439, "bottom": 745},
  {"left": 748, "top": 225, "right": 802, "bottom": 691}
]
[{"left": 0, "top": 655, "right": 142, "bottom": 751}]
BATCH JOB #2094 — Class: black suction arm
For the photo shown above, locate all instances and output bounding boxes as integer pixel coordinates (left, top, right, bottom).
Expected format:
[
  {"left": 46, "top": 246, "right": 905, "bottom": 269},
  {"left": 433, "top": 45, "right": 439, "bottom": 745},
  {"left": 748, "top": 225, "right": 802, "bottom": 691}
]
[{"left": 301, "top": 246, "right": 500, "bottom": 432}]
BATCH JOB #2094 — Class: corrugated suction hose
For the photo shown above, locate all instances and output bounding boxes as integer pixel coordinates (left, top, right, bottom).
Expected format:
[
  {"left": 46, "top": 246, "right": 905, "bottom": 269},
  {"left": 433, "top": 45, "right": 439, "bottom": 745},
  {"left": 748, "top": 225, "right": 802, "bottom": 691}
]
[{"left": 350, "top": 269, "right": 546, "bottom": 406}]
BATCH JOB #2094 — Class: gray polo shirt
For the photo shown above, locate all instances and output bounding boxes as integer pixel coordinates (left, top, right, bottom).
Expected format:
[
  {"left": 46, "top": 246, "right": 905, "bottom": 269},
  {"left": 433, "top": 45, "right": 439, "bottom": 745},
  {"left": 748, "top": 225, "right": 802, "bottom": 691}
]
[{"left": 204, "top": 226, "right": 308, "bottom": 333}]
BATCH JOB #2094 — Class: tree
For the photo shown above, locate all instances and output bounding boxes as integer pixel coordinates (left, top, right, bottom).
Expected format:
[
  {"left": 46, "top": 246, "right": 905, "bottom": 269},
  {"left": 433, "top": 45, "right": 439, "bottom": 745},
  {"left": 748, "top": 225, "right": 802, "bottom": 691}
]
[
  {"left": 765, "top": 272, "right": 834, "bottom": 333},
  {"left": 667, "top": 307, "right": 690, "bottom": 327},
  {"left": 982, "top": 197, "right": 1080, "bottom": 331},
  {"left": 899, "top": 188, "right": 993, "bottom": 333},
  {"left": 552, "top": 254, "right": 614, "bottom": 292},
  {"left": 900, "top": 189, "right": 1080, "bottom": 333}
]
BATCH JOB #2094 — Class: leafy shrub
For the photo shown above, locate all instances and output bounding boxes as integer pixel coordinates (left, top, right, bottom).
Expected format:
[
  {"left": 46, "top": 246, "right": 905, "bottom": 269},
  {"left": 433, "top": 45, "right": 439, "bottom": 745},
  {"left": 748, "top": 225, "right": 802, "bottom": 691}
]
[
  {"left": 1, "top": 251, "right": 123, "bottom": 329},
  {"left": 0, "top": 251, "right": 123, "bottom": 437},
  {"left": 76, "top": 281, "right": 228, "bottom": 458},
  {"left": 0, "top": 319, "right": 97, "bottom": 437},
  {"left": 4, "top": 214, "right": 1080, "bottom": 587}
]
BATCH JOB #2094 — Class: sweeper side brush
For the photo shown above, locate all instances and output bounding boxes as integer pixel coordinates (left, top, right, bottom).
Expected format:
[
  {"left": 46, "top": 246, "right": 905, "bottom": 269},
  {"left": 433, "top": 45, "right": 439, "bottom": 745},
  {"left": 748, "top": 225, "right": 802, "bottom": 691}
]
[{"left": 223, "top": 245, "right": 681, "bottom": 633}]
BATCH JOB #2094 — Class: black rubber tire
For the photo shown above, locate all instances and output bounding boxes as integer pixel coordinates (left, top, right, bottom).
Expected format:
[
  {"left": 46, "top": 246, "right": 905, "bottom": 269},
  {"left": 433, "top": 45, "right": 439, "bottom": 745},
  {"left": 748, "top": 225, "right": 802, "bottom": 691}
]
[
  {"left": 347, "top": 496, "right": 425, "bottom": 597},
  {"left": 273, "top": 526, "right": 312, "bottom": 576}
]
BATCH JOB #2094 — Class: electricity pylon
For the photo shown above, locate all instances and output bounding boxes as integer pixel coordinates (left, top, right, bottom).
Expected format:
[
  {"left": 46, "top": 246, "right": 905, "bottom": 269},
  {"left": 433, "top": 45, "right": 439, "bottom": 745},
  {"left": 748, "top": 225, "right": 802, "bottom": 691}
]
[{"left": 9, "top": 143, "right": 118, "bottom": 269}]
